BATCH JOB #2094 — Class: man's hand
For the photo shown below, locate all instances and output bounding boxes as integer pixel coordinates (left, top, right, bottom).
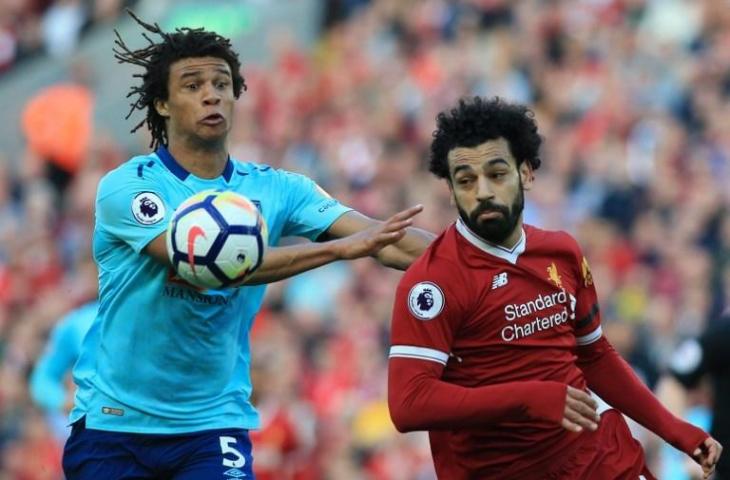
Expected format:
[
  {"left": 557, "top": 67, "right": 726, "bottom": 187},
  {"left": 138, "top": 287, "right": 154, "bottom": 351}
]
[
  {"left": 692, "top": 436, "right": 723, "bottom": 479},
  {"left": 237, "top": 204, "right": 424, "bottom": 285},
  {"left": 334, "top": 205, "right": 423, "bottom": 260},
  {"left": 561, "top": 386, "right": 600, "bottom": 433}
]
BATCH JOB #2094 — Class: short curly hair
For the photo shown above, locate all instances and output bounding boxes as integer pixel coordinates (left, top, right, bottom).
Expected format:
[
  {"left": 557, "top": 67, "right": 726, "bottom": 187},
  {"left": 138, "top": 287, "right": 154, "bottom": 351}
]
[
  {"left": 429, "top": 97, "right": 542, "bottom": 179},
  {"left": 113, "top": 11, "right": 247, "bottom": 149}
]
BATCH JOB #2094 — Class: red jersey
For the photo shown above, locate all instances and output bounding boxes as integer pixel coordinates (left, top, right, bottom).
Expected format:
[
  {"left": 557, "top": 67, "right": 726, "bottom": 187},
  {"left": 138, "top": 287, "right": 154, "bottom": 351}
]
[{"left": 389, "top": 220, "right": 602, "bottom": 478}]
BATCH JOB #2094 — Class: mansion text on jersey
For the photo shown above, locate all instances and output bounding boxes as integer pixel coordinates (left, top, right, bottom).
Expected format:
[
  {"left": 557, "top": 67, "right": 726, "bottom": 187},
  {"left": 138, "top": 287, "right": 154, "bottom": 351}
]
[
  {"left": 162, "top": 286, "right": 230, "bottom": 305},
  {"left": 502, "top": 289, "right": 575, "bottom": 342}
]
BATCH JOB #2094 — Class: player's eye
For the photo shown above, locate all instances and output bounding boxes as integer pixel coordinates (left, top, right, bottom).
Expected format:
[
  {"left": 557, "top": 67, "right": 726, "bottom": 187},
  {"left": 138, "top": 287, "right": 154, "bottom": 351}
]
[
  {"left": 185, "top": 83, "right": 198, "bottom": 91},
  {"left": 216, "top": 80, "right": 230, "bottom": 89},
  {"left": 490, "top": 172, "right": 507, "bottom": 180}
]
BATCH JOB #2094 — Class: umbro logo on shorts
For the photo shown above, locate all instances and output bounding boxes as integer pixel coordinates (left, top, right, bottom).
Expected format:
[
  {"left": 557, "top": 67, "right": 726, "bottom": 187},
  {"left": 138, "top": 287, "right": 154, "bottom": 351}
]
[{"left": 223, "top": 468, "right": 247, "bottom": 478}]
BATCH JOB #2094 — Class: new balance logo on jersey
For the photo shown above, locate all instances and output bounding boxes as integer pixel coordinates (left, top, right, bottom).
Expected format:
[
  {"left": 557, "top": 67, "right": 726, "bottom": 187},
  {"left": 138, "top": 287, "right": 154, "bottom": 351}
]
[{"left": 491, "top": 272, "right": 509, "bottom": 289}]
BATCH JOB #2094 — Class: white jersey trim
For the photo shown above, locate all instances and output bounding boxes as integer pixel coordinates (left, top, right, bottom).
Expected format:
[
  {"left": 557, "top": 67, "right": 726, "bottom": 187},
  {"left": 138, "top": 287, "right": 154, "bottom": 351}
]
[
  {"left": 576, "top": 326, "right": 603, "bottom": 346},
  {"left": 389, "top": 345, "right": 449, "bottom": 365},
  {"left": 455, "top": 219, "right": 526, "bottom": 264}
]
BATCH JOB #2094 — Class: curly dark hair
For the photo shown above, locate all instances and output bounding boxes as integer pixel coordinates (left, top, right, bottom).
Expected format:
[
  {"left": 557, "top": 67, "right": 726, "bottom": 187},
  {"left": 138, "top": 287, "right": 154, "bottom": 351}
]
[
  {"left": 429, "top": 97, "right": 542, "bottom": 179},
  {"left": 113, "top": 10, "right": 247, "bottom": 149}
]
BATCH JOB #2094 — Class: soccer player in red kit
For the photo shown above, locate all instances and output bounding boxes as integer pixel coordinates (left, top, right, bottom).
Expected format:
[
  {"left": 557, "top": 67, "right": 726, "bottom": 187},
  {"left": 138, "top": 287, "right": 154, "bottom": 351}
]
[{"left": 387, "top": 97, "right": 723, "bottom": 479}]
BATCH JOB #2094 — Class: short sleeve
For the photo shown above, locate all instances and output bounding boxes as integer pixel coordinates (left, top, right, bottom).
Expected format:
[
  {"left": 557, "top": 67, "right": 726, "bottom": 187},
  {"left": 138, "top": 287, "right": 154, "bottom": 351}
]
[
  {"left": 569, "top": 239, "right": 602, "bottom": 346},
  {"left": 279, "top": 172, "right": 352, "bottom": 241},
  {"left": 389, "top": 266, "right": 465, "bottom": 367},
  {"left": 96, "top": 167, "right": 171, "bottom": 254}
]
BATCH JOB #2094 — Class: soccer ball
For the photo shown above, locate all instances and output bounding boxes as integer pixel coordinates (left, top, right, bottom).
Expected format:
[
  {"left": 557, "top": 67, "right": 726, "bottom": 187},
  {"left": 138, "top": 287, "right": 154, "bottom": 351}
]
[{"left": 166, "top": 190, "right": 268, "bottom": 289}]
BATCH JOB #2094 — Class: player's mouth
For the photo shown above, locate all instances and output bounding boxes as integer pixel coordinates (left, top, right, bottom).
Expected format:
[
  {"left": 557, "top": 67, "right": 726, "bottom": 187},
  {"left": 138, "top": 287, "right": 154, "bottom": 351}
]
[
  {"left": 478, "top": 210, "right": 503, "bottom": 221},
  {"left": 200, "top": 113, "right": 225, "bottom": 126}
]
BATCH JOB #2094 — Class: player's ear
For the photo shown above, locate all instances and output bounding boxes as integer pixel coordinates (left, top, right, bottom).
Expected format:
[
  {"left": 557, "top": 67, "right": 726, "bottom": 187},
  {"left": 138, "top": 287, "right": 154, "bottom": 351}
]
[
  {"left": 154, "top": 98, "right": 170, "bottom": 118},
  {"left": 519, "top": 161, "right": 534, "bottom": 191},
  {"left": 446, "top": 179, "right": 456, "bottom": 206}
]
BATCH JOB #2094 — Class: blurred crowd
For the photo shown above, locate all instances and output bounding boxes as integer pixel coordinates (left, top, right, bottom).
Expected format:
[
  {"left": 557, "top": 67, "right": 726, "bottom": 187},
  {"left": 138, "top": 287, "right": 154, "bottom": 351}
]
[
  {"left": 1, "top": 0, "right": 730, "bottom": 478},
  {"left": 0, "top": 0, "right": 138, "bottom": 74}
]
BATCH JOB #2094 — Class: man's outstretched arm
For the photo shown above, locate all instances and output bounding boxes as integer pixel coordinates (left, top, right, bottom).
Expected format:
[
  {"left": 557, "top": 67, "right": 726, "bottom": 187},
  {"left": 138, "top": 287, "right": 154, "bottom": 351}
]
[
  {"left": 577, "top": 336, "right": 723, "bottom": 479},
  {"left": 320, "top": 208, "right": 436, "bottom": 270},
  {"left": 144, "top": 205, "right": 424, "bottom": 284},
  {"left": 244, "top": 206, "right": 423, "bottom": 284}
]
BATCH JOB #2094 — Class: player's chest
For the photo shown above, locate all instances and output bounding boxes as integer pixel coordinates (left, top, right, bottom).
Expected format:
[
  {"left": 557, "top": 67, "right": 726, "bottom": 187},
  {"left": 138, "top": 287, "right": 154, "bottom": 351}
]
[
  {"left": 459, "top": 260, "right": 580, "bottom": 344},
  {"left": 171, "top": 182, "right": 284, "bottom": 240}
]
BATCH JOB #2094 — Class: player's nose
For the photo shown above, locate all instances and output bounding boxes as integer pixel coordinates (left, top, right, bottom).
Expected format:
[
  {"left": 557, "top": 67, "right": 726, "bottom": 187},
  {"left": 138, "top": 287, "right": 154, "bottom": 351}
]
[
  {"left": 475, "top": 176, "right": 494, "bottom": 201},
  {"left": 202, "top": 84, "right": 221, "bottom": 105}
]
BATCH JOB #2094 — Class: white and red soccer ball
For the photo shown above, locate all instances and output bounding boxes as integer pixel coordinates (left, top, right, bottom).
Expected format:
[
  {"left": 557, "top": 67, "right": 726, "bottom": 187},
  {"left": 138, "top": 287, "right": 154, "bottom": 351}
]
[{"left": 166, "top": 190, "right": 268, "bottom": 289}]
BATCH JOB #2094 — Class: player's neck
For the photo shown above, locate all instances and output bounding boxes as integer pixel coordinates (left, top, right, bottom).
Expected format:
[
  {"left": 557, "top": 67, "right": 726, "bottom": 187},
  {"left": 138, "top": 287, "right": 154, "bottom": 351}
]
[
  {"left": 167, "top": 139, "right": 228, "bottom": 179},
  {"left": 498, "top": 220, "right": 524, "bottom": 250}
]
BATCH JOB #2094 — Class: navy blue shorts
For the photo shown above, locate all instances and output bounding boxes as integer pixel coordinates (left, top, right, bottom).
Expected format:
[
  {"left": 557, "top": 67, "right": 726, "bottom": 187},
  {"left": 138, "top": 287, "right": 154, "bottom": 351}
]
[{"left": 62, "top": 417, "right": 255, "bottom": 480}]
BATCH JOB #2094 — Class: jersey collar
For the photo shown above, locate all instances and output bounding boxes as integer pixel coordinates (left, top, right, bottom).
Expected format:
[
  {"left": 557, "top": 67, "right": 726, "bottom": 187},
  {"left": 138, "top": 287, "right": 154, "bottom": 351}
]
[
  {"left": 156, "top": 145, "right": 234, "bottom": 182},
  {"left": 455, "top": 218, "right": 526, "bottom": 265}
]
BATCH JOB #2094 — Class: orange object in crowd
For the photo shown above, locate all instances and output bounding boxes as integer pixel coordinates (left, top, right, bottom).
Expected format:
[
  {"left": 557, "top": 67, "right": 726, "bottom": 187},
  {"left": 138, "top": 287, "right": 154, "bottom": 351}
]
[{"left": 21, "top": 84, "right": 94, "bottom": 174}]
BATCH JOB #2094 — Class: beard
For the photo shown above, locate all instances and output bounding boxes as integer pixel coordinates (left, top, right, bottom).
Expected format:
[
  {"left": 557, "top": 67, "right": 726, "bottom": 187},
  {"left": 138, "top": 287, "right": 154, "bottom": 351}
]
[{"left": 457, "top": 184, "right": 524, "bottom": 245}]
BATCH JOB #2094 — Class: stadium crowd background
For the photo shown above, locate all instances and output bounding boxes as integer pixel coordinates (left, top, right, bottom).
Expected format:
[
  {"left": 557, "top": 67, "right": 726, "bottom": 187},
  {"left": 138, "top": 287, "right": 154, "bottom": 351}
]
[{"left": 0, "top": 0, "right": 729, "bottom": 478}]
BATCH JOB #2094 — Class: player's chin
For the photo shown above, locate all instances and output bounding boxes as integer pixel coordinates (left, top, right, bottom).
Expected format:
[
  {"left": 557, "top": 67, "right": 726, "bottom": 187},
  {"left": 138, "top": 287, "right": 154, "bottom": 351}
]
[
  {"left": 196, "top": 126, "right": 229, "bottom": 142},
  {"left": 476, "top": 218, "right": 504, "bottom": 231},
  {"left": 199, "top": 120, "right": 228, "bottom": 131}
]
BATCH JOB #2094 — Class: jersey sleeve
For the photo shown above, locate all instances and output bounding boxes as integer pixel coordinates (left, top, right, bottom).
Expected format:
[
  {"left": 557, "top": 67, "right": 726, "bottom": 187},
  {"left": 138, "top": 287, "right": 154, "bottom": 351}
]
[
  {"left": 29, "top": 311, "right": 80, "bottom": 412},
  {"left": 389, "top": 263, "right": 465, "bottom": 367},
  {"left": 95, "top": 164, "right": 172, "bottom": 254},
  {"left": 388, "top": 261, "right": 570, "bottom": 433},
  {"left": 278, "top": 171, "right": 352, "bottom": 241},
  {"left": 567, "top": 236, "right": 602, "bottom": 346}
]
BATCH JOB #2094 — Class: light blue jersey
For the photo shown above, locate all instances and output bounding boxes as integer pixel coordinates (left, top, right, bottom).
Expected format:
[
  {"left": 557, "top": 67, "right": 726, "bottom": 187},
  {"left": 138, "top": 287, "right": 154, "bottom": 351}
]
[
  {"left": 70, "top": 146, "right": 351, "bottom": 434},
  {"left": 30, "top": 301, "right": 98, "bottom": 413}
]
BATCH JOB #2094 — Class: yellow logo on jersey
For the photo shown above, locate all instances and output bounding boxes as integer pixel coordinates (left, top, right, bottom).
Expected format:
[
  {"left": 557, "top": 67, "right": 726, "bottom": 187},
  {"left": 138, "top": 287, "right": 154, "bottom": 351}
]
[
  {"left": 547, "top": 262, "right": 563, "bottom": 288},
  {"left": 581, "top": 256, "right": 593, "bottom": 287}
]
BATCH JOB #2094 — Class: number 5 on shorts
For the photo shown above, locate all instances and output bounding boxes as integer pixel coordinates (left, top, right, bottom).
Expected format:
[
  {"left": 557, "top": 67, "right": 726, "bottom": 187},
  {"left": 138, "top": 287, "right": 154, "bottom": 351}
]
[{"left": 219, "top": 436, "right": 246, "bottom": 468}]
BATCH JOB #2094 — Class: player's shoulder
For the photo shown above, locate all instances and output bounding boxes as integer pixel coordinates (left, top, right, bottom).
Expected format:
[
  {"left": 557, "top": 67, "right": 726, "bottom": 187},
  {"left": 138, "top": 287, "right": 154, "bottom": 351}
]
[
  {"left": 400, "top": 227, "right": 465, "bottom": 290},
  {"left": 72, "top": 301, "right": 99, "bottom": 321},
  {"left": 54, "top": 301, "right": 96, "bottom": 335},
  {"left": 229, "top": 158, "right": 323, "bottom": 192},
  {"left": 229, "top": 157, "right": 292, "bottom": 180},
  {"left": 396, "top": 228, "right": 469, "bottom": 319},
  {"left": 230, "top": 157, "right": 275, "bottom": 176},
  {"left": 97, "top": 153, "right": 165, "bottom": 195},
  {"left": 526, "top": 224, "right": 581, "bottom": 255}
]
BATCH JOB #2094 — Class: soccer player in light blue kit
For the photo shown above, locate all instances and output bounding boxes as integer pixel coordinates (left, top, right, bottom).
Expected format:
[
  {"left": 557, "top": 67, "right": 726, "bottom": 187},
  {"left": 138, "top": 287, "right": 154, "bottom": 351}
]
[
  {"left": 30, "top": 300, "right": 97, "bottom": 439},
  {"left": 61, "top": 12, "right": 434, "bottom": 479}
]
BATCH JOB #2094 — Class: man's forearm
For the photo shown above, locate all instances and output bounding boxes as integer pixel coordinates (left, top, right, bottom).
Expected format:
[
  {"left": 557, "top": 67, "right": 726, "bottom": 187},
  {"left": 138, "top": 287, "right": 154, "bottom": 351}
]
[
  {"left": 242, "top": 242, "right": 342, "bottom": 285},
  {"left": 577, "top": 337, "right": 707, "bottom": 455},
  {"left": 388, "top": 358, "right": 566, "bottom": 432},
  {"left": 376, "top": 227, "right": 435, "bottom": 270}
]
